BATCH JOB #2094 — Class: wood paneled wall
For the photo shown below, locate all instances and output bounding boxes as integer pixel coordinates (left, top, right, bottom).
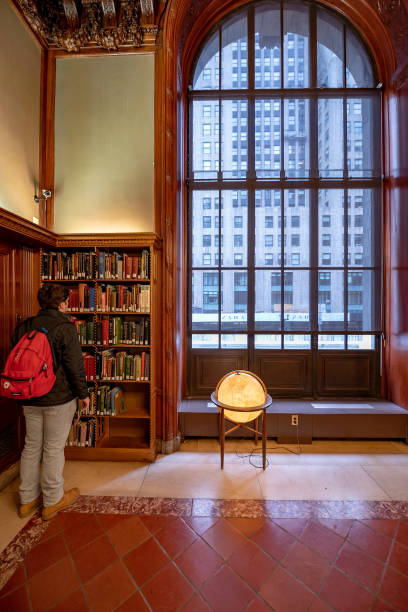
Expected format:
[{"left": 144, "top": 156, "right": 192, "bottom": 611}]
[
  {"left": 384, "top": 83, "right": 408, "bottom": 408},
  {"left": 0, "top": 239, "right": 40, "bottom": 458}
]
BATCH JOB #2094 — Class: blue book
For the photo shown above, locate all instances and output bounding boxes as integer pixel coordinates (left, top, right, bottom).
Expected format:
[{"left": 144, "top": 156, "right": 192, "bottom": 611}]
[{"left": 97, "top": 252, "right": 105, "bottom": 279}]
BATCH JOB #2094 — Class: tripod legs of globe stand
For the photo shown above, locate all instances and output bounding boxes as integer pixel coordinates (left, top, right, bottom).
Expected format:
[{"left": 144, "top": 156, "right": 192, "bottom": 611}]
[
  {"left": 219, "top": 408, "right": 225, "bottom": 469},
  {"left": 262, "top": 410, "right": 266, "bottom": 470}
]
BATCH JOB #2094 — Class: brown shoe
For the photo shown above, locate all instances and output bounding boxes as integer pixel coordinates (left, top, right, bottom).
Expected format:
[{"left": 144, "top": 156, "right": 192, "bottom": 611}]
[
  {"left": 19, "top": 494, "right": 42, "bottom": 518},
  {"left": 42, "top": 488, "right": 79, "bottom": 521}
]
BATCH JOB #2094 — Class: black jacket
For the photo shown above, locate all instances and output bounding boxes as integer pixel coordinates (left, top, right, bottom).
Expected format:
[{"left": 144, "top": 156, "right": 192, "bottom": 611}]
[{"left": 11, "top": 308, "right": 89, "bottom": 406}]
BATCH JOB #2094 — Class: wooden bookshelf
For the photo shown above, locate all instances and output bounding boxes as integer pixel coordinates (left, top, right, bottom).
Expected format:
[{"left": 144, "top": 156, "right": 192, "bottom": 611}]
[{"left": 41, "top": 235, "right": 161, "bottom": 462}]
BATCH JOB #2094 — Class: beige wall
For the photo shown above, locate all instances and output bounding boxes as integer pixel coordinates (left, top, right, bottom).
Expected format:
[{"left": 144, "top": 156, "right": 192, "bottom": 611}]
[
  {"left": 54, "top": 54, "right": 154, "bottom": 233},
  {"left": 0, "top": 1, "right": 41, "bottom": 222}
]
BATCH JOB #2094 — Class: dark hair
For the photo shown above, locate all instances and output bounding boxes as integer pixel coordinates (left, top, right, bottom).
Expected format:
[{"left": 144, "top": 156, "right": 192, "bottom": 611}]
[{"left": 38, "top": 284, "right": 69, "bottom": 310}]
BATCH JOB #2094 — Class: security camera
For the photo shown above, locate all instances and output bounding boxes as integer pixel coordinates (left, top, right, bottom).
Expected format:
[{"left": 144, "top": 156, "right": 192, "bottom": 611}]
[{"left": 34, "top": 189, "right": 52, "bottom": 203}]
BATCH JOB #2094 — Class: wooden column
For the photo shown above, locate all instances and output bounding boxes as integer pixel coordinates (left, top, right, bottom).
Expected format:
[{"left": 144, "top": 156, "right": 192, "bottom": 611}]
[{"left": 39, "top": 49, "right": 56, "bottom": 231}]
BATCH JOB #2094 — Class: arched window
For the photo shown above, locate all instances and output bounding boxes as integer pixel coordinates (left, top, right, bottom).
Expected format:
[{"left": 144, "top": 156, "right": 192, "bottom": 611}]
[{"left": 187, "top": 1, "right": 381, "bottom": 397}]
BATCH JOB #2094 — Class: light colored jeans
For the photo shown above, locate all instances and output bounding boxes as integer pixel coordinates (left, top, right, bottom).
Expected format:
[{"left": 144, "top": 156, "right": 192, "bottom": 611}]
[{"left": 20, "top": 399, "right": 77, "bottom": 507}]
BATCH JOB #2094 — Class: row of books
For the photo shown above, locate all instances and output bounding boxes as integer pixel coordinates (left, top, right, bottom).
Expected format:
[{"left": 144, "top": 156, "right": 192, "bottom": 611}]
[
  {"left": 41, "top": 250, "right": 150, "bottom": 281},
  {"left": 41, "top": 251, "right": 96, "bottom": 280},
  {"left": 73, "top": 386, "right": 126, "bottom": 417},
  {"left": 97, "top": 250, "right": 150, "bottom": 280},
  {"left": 96, "top": 386, "right": 126, "bottom": 416},
  {"left": 72, "top": 317, "right": 150, "bottom": 346},
  {"left": 66, "top": 417, "right": 97, "bottom": 447},
  {"left": 66, "top": 284, "right": 150, "bottom": 312},
  {"left": 82, "top": 351, "right": 150, "bottom": 381}
]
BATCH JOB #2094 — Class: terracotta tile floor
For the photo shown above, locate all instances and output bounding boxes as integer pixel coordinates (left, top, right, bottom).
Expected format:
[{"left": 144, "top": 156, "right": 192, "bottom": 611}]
[{"left": 1, "top": 510, "right": 408, "bottom": 611}]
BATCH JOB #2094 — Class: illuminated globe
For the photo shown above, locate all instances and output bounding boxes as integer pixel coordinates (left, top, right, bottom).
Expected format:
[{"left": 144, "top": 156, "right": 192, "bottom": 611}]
[{"left": 216, "top": 371, "right": 267, "bottom": 424}]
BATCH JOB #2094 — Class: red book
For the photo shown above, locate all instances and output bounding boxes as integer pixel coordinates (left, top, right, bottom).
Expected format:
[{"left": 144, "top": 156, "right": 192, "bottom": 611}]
[
  {"left": 132, "top": 256, "right": 138, "bottom": 279},
  {"left": 117, "top": 285, "right": 122, "bottom": 310},
  {"left": 141, "top": 351, "right": 145, "bottom": 380},
  {"left": 125, "top": 254, "right": 132, "bottom": 279},
  {"left": 102, "top": 319, "right": 109, "bottom": 345}
]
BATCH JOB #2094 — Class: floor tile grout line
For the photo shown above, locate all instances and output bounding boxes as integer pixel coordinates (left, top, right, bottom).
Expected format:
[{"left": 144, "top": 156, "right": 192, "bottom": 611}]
[
  {"left": 2, "top": 499, "right": 408, "bottom": 603},
  {"left": 9, "top": 512, "right": 404, "bottom": 611},
  {"left": 135, "top": 462, "right": 151, "bottom": 498},
  {"left": 360, "top": 464, "right": 393, "bottom": 500},
  {"left": 192, "top": 515, "right": 328, "bottom": 607},
  {"left": 371, "top": 516, "right": 403, "bottom": 611},
  {"left": 108, "top": 515, "right": 203, "bottom": 609},
  {"left": 2, "top": 512, "right": 406, "bottom": 612}
]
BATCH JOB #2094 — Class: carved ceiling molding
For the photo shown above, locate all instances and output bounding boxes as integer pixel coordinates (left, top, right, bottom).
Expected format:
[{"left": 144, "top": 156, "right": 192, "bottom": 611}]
[
  {"left": 371, "top": 0, "right": 408, "bottom": 88},
  {"left": 13, "top": 0, "right": 158, "bottom": 52}
]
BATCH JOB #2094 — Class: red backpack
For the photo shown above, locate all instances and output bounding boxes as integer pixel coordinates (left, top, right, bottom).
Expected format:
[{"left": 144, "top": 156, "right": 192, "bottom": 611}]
[{"left": 0, "top": 327, "right": 56, "bottom": 400}]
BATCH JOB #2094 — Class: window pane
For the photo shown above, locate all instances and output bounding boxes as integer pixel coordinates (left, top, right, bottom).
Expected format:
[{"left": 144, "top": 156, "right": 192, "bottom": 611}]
[
  {"left": 317, "top": 9, "right": 344, "bottom": 87},
  {"left": 348, "top": 189, "right": 374, "bottom": 266},
  {"left": 221, "top": 190, "right": 248, "bottom": 266},
  {"left": 318, "top": 270, "right": 344, "bottom": 331},
  {"left": 318, "top": 334, "right": 345, "bottom": 349},
  {"left": 284, "top": 99, "right": 309, "bottom": 177},
  {"left": 319, "top": 190, "right": 344, "bottom": 266},
  {"left": 348, "top": 335, "right": 375, "bottom": 350},
  {"left": 346, "top": 28, "right": 374, "bottom": 88},
  {"left": 284, "top": 190, "right": 310, "bottom": 265},
  {"left": 255, "top": 270, "right": 281, "bottom": 331},
  {"left": 192, "top": 334, "right": 219, "bottom": 348},
  {"left": 283, "top": 4, "right": 309, "bottom": 88},
  {"left": 222, "top": 100, "right": 247, "bottom": 179},
  {"left": 221, "top": 270, "right": 247, "bottom": 330},
  {"left": 193, "top": 31, "right": 219, "bottom": 90},
  {"left": 221, "top": 334, "right": 248, "bottom": 348},
  {"left": 348, "top": 270, "right": 378, "bottom": 331},
  {"left": 284, "top": 335, "right": 311, "bottom": 349},
  {"left": 283, "top": 270, "right": 310, "bottom": 331},
  {"left": 192, "top": 101, "right": 219, "bottom": 179},
  {"left": 192, "top": 191, "right": 220, "bottom": 267},
  {"left": 255, "top": 334, "right": 281, "bottom": 349},
  {"left": 347, "top": 97, "right": 380, "bottom": 177},
  {"left": 255, "top": 3, "right": 281, "bottom": 89},
  {"left": 318, "top": 99, "right": 343, "bottom": 178},
  {"left": 255, "top": 99, "right": 281, "bottom": 178},
  {"left": 192, "top": 270, "right": 219, "bottom": 331},
  {"left": 222, "top": 13, "right": 248, "bottom": 89},
  {"left": 255, "top": 190, "right": 280, "bottom": 266}
]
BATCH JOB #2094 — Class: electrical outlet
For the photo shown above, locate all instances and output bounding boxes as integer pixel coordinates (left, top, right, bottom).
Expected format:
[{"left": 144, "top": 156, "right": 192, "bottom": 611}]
[{"left": 291, "top": 414, "right": 299, "bottom": 426}]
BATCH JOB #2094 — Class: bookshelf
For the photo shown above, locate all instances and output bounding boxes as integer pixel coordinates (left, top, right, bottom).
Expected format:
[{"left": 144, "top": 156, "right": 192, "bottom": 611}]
[{"left": 40, "top": 235, "right": 161, "bottom": 462}]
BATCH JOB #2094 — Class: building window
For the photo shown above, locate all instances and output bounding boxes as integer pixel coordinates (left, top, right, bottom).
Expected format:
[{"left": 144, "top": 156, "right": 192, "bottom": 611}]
[
  {"left": 234, "top": 253, "right": 243, "bottom": 265},
  {"left": 203, "top": 216, "right": 211, "bottom": 228},
  {"left": 265, "top": 235, "right": 273, "bottom": 247},
  {"left": 203, "top": 235, "right": 211, "bottom": 247},
  {"left": 234, "top": 216, "right": 243, "bottom": 228},
  {"left": 234, "top": 234, "right": 243, "bottom": 247},
  {"left": 265, "top": 254, "right": 273, "bottom": 265}
]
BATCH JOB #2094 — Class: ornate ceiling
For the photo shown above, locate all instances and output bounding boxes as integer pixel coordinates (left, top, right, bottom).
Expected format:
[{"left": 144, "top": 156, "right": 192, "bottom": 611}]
[{"left": 11, "top": 0, "right": 162, "bottom": 52}]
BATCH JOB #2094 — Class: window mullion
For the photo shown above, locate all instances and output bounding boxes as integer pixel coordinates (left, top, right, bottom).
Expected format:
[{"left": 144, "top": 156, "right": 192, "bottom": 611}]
[{"left": 247, "top": 6, "right": 255, "bottom": 354}]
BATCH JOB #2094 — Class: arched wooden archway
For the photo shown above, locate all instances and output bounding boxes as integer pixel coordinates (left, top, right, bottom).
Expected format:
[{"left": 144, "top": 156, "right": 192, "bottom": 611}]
[{"left": 156, "top": 0, "right": 408, "bottom": 448}]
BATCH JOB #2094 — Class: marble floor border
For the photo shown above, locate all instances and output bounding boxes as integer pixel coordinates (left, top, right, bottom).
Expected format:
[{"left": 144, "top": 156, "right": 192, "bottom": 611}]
[{"left": 1, "top": 495, "right": 408, "bottom": 591}]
